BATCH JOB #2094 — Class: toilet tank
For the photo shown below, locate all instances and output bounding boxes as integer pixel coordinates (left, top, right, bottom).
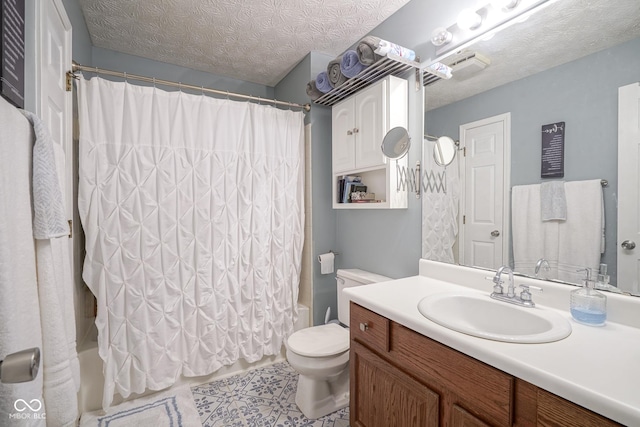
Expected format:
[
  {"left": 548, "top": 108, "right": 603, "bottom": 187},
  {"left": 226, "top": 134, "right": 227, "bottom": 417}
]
[{"left": 336, "top": 269, "right": 391, "bottom": 326}]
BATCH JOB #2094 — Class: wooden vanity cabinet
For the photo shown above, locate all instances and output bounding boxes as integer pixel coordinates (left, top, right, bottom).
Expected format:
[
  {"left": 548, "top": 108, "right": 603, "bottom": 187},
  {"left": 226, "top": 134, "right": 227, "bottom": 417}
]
[{"left": 350, "top": 302, "right": 622, "bottom": 427}]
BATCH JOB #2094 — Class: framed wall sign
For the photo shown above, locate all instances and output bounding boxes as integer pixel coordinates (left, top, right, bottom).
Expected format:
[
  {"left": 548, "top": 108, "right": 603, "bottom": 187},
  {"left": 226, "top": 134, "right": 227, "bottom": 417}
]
[
  {"left": 1, "top": 0, "right": 25, "bottom": 108},
  {"left": 541, "top": 121, "right": 565, "bottom": 178}
]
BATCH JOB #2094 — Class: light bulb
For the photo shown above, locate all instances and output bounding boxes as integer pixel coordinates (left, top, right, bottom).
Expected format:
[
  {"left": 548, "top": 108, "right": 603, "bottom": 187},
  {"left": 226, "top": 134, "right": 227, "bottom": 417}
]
[
  {"left": 491, "top": 0, "right": 519, "bottom": 9},
  {"left": 430, "top": 27, "right": 453, "bottom": 46},
  {"left": 457, "top": 8, "right": 482, "bottom": 30}
]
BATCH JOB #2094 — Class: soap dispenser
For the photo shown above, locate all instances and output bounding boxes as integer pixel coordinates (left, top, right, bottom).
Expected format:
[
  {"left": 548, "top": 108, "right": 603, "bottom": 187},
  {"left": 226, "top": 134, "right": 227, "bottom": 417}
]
[{"left": 570, "top": 268, "right": 607, "bottom": 326}]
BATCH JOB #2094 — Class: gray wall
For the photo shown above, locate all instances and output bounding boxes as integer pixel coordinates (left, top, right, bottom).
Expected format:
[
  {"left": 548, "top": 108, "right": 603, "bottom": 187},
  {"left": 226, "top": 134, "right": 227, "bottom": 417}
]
[
  {"left": 333, "top": 0, "right": 471, "bottom": 279},
  {"left": 426, "top": 37, "right": 640, "bottom": 286},
  {"left": 276, "top": 53, "right": 337, "bottom": 326},
  {"left": 91, "top": 47, "right": 273, "bottom": 98},
  {"left": 62, "top": 0, "right": 92, "bottom": 64}
]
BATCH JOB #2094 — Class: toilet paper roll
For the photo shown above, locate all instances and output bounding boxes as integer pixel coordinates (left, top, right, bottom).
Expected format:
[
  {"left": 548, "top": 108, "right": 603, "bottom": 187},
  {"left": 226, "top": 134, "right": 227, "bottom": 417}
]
[{"left": 318, "top": 252, "right": 335, "bottom": 275}]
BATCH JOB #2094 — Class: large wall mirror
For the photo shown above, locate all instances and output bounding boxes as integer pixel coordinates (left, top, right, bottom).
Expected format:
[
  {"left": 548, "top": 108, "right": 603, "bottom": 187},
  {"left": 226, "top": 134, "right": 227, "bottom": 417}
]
[{"left": 422, "top": 0, "right": 640, "bottom": 296}]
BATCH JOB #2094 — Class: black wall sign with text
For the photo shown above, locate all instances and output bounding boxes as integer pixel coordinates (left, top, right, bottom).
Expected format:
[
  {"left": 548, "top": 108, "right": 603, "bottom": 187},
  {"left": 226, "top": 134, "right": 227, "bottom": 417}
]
[
  {"left": 1, "top": 0, "right": 25, "bottom": 108},
  {"left": 541, "top": 122, "right": 565, "bottom": 178}
]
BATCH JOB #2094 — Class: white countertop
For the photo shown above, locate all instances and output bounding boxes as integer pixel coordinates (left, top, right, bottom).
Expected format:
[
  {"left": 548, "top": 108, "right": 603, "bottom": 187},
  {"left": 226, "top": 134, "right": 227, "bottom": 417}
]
[{"left": 343, "top": 260, "right": 640, "bottom": 425}]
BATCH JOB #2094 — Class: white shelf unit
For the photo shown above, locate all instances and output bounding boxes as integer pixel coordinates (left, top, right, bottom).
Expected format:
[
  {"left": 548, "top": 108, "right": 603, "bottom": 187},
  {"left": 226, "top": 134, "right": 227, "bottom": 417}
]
[
  {"left": 333, "top": 162, "right": 407, "bottom": 209},
  {"left": 331, "top": 75, "right": 408, "bottom": 209}
]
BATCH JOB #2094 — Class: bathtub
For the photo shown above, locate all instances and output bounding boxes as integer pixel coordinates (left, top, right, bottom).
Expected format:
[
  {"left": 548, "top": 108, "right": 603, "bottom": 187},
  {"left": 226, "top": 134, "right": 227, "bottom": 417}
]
[{"left": 77, "top": 304, "right": 310, "bottom": 414}]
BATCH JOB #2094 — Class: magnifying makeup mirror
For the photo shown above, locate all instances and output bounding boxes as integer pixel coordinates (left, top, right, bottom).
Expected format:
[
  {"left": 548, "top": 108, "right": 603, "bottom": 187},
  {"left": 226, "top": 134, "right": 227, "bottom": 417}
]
[
  {"left": 381, "top": 126, "right": 411, "bottom": 159},
  {"left": 432, "top": 136, "right": 457, "bottom": 166}
]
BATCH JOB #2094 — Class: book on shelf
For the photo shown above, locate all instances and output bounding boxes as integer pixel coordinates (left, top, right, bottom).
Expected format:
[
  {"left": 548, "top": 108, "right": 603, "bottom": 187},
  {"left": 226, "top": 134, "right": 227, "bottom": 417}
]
[{"left": 338, "top": 175, "right": 363, "bottom": 203}]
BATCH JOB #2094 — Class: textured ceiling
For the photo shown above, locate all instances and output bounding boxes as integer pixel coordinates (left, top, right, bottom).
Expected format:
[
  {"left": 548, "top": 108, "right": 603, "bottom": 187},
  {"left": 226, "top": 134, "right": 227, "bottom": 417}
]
[
  {"left": 425, "top": 0, "right": 640, "bottom": 110},
  {"left": 79, "top": 0, "right": 411, "bottom": 86}
]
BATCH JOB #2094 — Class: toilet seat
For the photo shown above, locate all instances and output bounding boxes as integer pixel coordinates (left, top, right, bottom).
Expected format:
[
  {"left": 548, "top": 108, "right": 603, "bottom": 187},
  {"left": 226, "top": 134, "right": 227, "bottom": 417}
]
[{"left": 287, "top": 323, "right": 349, "bottom": 357}]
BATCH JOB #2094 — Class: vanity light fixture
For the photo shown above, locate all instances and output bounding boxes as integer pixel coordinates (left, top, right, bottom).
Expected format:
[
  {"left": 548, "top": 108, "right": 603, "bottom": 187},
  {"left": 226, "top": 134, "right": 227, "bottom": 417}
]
[
  {"left": 430, "top": 27, "right": 453, "bottom": 47},
  {"left": 491, "top": 0, "right": 519, "bottom": 10},
  {"left": 424, "top": 0, "right": 555, "bottom": 61},
  {"left": 457, "top": 8, "right": 483, "bottom": 31}
]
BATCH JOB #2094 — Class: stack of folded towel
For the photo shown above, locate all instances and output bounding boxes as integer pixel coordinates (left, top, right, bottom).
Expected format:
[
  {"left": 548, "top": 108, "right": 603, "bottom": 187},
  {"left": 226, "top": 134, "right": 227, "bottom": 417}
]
[{"left": 306, "top": 36, "right": 416, "bottom": 101}]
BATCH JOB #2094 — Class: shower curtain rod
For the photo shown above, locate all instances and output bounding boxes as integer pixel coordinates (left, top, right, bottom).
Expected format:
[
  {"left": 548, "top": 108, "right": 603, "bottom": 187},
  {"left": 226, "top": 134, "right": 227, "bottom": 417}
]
[{"left": 70, "top": 63, "right": 311, "bottom": 112}]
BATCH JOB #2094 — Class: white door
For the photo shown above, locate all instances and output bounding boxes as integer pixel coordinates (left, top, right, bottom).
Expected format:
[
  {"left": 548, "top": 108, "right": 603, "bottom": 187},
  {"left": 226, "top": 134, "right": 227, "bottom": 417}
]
[
  {"left": 617, "top": 82, "right": 640, "bottom": 294},
  {"left": 459, "top": 113, "right": 510, "bottom": 269},
  {"left": 38, "top": 0, "right": 72, "bottom": 221},
  {"left": 355, "top": 81, "right": 386, "bottom": 169},
  {"left": 332, "top": 97, "right": 355, "bottom": 173}
]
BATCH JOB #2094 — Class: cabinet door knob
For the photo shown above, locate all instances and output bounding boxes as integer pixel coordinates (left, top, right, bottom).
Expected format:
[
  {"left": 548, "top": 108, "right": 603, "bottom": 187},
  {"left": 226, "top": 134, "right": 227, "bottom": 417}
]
[
  {"left": 353, "top": 128, "right": 359, "bottom": 134},
  {"left": 359, "top": 322, "right": 368, "bottom": 332},
  {"left": 347, "top": 130, "right": 353, "bottom": 135}
]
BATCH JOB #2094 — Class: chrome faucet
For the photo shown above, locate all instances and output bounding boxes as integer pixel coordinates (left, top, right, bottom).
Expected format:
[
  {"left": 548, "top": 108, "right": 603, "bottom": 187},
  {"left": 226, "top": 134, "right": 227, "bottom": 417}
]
[
  {"left": 493, "top": 266, "right": 515, "bottom": 297},
  {"left": 535, "top": 258, "right": 551, "bottom": 278},
  {"left": 489, "top": 265, "right": 542, "bottom": 308}
]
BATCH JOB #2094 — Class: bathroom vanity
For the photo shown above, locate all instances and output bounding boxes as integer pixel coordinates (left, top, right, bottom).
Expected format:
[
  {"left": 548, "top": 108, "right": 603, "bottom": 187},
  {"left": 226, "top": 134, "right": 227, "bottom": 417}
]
[{"left": 345, "top": 260, "right": 640, "bottom": 426}]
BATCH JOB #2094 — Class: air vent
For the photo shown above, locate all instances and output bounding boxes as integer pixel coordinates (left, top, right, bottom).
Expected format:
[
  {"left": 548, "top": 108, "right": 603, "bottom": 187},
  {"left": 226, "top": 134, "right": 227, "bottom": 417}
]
[{"left": 449, "top": 52, "right": 491, "bottom": 80}]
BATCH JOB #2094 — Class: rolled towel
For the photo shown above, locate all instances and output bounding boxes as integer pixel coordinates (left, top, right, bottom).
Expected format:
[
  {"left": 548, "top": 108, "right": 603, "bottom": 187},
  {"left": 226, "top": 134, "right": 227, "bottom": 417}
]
[
  {"left": 375, "top": 39, "right": 416, "bottom": 61},
  {"left": 340, "top": 50, "right": 367, "bottom": 78},
  {"left": 315, "top": 71, "right": 333, "bottom": 93},
  {"left": 327, "top": 56, "right": 347, "bottom": 88},
  {"left": 306, "top": 79, "right": 323, "bottom": 101},
  {"left": 357, "top": 36, "right": 383, "bottom": 65}
]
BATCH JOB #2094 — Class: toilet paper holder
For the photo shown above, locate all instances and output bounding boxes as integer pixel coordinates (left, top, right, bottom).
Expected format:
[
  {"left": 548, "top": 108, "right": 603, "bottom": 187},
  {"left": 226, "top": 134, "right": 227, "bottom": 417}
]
[{"left": 318, "top": 250, "right": 339, "bottom": 258}]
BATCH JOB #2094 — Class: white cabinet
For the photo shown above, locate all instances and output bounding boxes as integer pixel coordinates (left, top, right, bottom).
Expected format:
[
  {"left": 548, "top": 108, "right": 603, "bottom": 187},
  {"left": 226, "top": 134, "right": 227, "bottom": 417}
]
[{"left": 331, "top": 75, "right": 408, "bottom": 209}]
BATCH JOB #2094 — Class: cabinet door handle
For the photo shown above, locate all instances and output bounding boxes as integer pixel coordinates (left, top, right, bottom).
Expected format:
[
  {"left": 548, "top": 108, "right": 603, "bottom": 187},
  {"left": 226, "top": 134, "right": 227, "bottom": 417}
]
[
  {"left": 347, "top": 130, "right": 353, "bottom": 135},
  {"left": 353, "top": 128, "right": 359, "bottom": 134},
  {"left": 359, "top": 322, "right": 368, "bottom": 332}
]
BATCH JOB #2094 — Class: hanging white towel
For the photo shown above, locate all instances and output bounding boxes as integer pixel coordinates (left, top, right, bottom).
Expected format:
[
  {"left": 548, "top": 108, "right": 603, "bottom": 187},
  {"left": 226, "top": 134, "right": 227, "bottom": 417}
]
[
  {"left": 511, "top": 184, "right": 562, "bottom": 278},
  {"left": 35, "top": 240, "right": 80, "bottom": 427},
  {"left": 557, "top": 180, "right": 604, "bottom": 283},
  {"left": 20, "top": 108, "right": 80, "bottom": 426},
  {"left": 20, "top": 110, "right": 69, "bottom": 239},
  {"left": 0, "top": 97, "right": 46, "bottom": 425},
  {"left": 540, "top": 181, "right": 567, "bottom": 221}
]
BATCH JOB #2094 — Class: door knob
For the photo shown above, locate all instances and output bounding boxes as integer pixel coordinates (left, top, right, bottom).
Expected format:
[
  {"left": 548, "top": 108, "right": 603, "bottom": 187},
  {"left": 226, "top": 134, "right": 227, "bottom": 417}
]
[
  {"left": 622, "top": 240, "right": 636, "bottom": 250},
  {"left": 347, "top": 130, "right": 353, "bottom": 135},
  {"left": 491, "top": 230, "right": 500, "bottom": 237}
]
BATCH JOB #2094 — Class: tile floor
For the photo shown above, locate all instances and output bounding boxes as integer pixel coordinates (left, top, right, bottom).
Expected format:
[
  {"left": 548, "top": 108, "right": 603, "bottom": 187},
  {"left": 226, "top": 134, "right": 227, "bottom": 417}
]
[{"left": 191, "top": 361, "right": 350, "bottom": 427}]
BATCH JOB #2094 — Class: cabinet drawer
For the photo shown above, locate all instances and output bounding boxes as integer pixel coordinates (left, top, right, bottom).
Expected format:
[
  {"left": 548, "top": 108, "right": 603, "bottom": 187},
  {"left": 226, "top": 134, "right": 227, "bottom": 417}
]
[
  {"left": 537, "top": 389, "right": 622, "bottom": 427},
  {"left": 350, "top": 302, "right": 390, "bottom": 353},
  {"left": 390, "top": 322, "right": 514, "bottom": 426}
]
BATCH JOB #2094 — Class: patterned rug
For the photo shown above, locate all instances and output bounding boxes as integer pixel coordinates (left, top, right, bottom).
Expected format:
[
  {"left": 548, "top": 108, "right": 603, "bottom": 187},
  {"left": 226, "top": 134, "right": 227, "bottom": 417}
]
[
  {"left": 79, "top": 386, "right": 201, "bottom": 427},
  {"left": 192, "top": 362, "right": 350, "bottom": 427}
]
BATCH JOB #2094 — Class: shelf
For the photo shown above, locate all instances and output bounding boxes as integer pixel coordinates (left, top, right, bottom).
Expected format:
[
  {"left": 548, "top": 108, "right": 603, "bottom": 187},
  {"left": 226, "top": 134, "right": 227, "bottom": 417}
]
[
  {"left": 333, "top": 164, "right": 407, "bottom": 210},
  {"left": 315, "top": 54, "right": 443, "bottom": 107}
]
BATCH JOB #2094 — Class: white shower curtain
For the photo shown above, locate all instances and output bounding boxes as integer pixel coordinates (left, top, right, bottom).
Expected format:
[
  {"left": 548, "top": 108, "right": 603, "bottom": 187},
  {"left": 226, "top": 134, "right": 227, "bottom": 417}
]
[
  {"left": 422, "top": 138, "right": 460, "bottom": 263},
  {"left": 77, "top": 77, "right": 304, "bottom": 409}
]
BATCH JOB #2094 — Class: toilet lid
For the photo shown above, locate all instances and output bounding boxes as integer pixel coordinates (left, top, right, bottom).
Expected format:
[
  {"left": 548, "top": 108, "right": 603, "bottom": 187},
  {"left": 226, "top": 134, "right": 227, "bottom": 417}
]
[{"left": 287, "top": 323, "right": 349, "bottom": 357}]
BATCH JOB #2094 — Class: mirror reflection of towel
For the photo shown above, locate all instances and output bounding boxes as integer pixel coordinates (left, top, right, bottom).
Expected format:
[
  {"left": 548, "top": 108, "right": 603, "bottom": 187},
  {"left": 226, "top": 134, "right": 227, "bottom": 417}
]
[
  {"left": 540, "top": 181, "right": 567, "bottom": 221},
  {"left": 513, "top": 180, "right": 603, "bottom": 283}
]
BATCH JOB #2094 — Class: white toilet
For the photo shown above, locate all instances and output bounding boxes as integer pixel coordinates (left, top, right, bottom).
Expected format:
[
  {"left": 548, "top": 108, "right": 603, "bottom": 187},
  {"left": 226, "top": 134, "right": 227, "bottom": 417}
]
[{"left": 286, "top": 268, "right": 391, "bottom": 419}]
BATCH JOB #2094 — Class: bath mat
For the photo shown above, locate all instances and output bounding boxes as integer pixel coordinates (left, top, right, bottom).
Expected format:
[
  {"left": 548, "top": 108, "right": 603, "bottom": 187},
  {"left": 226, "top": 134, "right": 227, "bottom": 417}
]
[{"left": 79, "top": 386, "right": 201, "bottom": 427}]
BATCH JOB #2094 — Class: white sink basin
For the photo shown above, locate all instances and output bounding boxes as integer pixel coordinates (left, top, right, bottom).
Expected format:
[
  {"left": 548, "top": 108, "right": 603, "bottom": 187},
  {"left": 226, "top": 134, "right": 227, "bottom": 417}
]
[{"left": 417, "top": 291, "right": 572, "bottom": 343}]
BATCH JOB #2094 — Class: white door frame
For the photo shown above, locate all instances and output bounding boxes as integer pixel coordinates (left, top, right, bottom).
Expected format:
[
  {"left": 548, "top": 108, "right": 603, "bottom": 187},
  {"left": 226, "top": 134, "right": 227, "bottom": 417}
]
[
  {"left": 617, "top": 82, "right": 640, "bottom": 294},
  {"left": 458, "top": 113, "right": 511, "bottom": 267}
]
